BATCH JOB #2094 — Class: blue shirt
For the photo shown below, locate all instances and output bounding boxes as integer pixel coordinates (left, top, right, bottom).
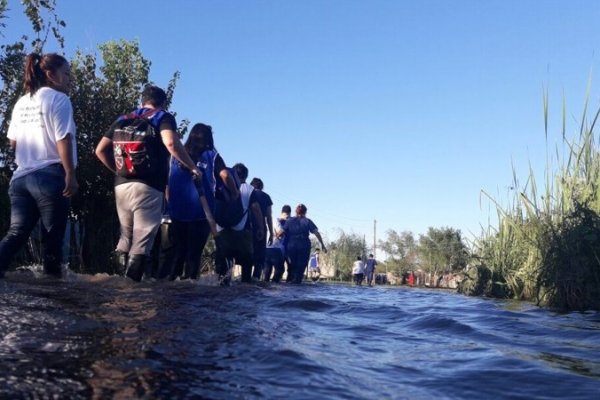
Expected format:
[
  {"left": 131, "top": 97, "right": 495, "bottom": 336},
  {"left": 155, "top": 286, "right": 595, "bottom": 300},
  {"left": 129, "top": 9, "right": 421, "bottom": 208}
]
[
  {"left": 168, "top": 149, "right": 219, "bottom": 221},
  {"left": 365, "top": 258, "right": 377, "bottom": 272},
  {"left": 283, "top": 217, "right": 318, "bottom": 249}
]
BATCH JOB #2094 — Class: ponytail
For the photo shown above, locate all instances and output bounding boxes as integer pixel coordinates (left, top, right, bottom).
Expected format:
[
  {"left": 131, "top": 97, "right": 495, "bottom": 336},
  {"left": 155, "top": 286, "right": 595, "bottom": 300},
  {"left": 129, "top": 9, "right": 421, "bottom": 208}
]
[
  {"left": 22, "top": 52, "right": 67, "bottom": 95},
  {"left": 23, "top": 53, "right": 44, "bottom": 94}
]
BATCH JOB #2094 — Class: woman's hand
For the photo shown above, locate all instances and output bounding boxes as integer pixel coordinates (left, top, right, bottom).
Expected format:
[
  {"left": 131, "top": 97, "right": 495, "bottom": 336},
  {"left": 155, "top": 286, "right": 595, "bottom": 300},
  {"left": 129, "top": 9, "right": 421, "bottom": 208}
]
[{"left": 63, "top": 173, "right": 79, "bottom": 197}]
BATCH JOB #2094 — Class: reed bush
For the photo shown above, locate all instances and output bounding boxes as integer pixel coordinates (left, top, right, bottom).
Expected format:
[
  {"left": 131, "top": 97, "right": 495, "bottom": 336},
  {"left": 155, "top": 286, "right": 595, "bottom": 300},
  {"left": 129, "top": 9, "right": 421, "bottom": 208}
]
[
  {"left": 471, "top": 90, "right": 600, "bottom": 311},
  {"left": 537, "top": 203, "right": 600, "bottom": 310}
]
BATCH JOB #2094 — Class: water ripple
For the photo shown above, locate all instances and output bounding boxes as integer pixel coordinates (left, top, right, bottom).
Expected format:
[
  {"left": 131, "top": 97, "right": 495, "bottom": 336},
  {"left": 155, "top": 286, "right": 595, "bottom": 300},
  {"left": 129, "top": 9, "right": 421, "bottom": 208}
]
[{"left": 1, "top": 273, "right": 599, "bottom": 399}]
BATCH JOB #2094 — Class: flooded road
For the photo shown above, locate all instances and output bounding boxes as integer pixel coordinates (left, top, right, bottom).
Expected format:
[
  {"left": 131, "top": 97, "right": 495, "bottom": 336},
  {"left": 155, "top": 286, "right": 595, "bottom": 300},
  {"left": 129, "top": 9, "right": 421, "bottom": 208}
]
[{"left": 1, "top": 267, "right": 599, "bottom": 399}]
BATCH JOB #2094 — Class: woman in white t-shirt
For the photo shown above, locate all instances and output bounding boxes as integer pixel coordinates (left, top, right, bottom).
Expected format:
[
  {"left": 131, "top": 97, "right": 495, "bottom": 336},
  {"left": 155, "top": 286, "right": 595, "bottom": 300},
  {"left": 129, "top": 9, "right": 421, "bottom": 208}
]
[
  {"left": 0, "top": 52, "right": 78, "bottom": 278},
  {"left": 352, "top": 256, "right": 366, "bottom": 286}
]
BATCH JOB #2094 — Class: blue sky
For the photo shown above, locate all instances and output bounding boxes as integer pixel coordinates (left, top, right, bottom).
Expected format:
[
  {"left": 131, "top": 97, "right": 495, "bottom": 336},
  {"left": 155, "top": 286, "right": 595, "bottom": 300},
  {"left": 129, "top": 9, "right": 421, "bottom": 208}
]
[{"left": 5, "top": 0, "right": 600, "bottom": 247}]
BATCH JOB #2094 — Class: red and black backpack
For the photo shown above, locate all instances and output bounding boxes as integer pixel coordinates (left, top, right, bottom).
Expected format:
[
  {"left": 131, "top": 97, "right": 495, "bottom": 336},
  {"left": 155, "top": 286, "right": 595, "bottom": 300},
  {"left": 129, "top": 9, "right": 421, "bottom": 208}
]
[{"left": 112, "top": 109, "right": 165, "bottom": 179}]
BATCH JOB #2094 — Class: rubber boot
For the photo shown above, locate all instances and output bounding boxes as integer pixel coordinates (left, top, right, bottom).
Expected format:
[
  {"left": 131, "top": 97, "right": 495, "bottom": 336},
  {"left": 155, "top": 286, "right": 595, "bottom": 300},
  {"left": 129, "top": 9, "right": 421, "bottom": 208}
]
[
  {"left": 111, "top": 250, "right": 128, "bottom": 276},
  {"left": 126, "top": 254, "right": 146, "bottom": 282},
  {"left": 43, "top": 254, "right": 62, "bottom": 278},
  {"left": 144, "top": 255, "right": 155, "bottom": 281},
  {"left": 241, "top": 264, "right": 253, "bottom": 283},
  {"left": 216, "top": 258, "right": 233, "bottom": 286}
]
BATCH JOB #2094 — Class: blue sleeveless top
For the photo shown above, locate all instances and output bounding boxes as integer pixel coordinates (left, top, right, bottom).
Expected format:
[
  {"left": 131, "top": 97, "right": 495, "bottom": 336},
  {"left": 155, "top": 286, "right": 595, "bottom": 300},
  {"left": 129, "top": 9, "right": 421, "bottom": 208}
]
[{"left": 168, "top": 149, "right": 217, "bottom": 221}]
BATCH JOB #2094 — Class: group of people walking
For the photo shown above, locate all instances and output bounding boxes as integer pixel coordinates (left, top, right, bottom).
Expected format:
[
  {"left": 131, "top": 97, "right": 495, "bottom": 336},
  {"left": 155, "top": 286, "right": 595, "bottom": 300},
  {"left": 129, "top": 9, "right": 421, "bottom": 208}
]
[
  {"left": 0, "top": 52, "right": 328, "bottom": 285},
  {"left": 352, "top": 254, "right": 378, "bottom": 286}
]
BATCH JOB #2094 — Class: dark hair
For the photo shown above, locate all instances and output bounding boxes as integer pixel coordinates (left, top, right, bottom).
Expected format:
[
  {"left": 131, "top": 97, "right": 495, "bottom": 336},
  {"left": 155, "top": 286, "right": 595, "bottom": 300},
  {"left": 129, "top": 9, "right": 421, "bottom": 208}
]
[
  {"left": 250, "top": 177, "right": 263, "bottom": 190},
  {"left": 141, "top": 85, "right": 167, "bottom": 108},
  {"left": 23, "top": 52, "right": 68, "bottom": 94},
  {"left": 184, "top": 123, "right": 214, "bottom": 159},
  {"left": 357, "top": 256, "right": 362, "bottom": 260},
  {"left": 296, "top": 203, "right": 307, "bottom": 216},
  {"left": 233, "top": 163, "right": 248, "bottom": 181},
  {"left": 282, "top": 205, "right": 291, "bottom": 214}
]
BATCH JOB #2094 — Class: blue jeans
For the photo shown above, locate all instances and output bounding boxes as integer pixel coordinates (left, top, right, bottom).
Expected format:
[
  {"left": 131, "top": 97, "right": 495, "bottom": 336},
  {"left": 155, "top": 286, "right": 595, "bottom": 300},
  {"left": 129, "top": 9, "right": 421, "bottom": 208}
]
[
  {"left": 0, "top": 164, "right": 69, "bottom": 276},
  {"left": 264, "top": 247, "right": 285, "bottom": 282},
  {"left": 286, "top": 241, "right": 311, "bottom": 284}
]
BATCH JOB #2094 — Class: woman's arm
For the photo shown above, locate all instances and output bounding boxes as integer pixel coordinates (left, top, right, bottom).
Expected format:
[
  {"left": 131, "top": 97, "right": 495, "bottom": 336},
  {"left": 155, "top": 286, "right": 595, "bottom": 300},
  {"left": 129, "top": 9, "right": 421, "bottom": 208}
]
[
  {"left": 314, "top": 231, "right": 327, "bottom": 253},
  {"left": 57, "top": 134, "right": 78, "bottom": 197}
]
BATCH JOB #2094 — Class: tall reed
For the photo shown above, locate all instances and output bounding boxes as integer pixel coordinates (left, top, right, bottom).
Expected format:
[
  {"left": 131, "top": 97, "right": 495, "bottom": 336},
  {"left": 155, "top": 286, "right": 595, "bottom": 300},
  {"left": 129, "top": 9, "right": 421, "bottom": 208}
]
[{"left": 472, "top": 89, "right": 600, "bottom": 310}]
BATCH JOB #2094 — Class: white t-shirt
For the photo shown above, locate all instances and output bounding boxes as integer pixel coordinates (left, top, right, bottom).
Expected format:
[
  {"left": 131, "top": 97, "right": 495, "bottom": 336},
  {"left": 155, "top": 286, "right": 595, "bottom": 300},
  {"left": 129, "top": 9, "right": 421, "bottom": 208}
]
[
  {"left": 352, "top": 260, "right": 365, "bottom": 275},
  {"left": 267, "top": 217, "right": 286, "bottom": 251},
  {"left": 7, "top": 87, "right": 77, "bottom": 181}
]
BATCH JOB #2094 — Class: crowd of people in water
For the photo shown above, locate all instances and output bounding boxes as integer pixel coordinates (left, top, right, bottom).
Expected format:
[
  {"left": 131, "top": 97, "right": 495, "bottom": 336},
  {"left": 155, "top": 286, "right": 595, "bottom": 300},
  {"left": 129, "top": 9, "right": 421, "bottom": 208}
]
[{"left": 0, "top": 51, "right": 333, "bottom": 285}]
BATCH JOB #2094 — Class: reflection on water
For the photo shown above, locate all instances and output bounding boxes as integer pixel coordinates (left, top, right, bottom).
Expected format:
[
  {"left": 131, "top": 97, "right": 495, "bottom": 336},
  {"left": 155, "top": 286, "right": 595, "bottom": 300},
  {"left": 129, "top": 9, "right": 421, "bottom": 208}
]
[{"left": 1, "top": 266, "right": 599, "bottom": 399}]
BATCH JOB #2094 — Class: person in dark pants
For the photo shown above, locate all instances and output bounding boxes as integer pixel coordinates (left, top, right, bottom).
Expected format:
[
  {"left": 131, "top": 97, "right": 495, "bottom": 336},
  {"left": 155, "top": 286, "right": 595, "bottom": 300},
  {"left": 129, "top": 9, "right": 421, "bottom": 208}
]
[
  {"left": 0, "top": 52, "right": 78, "bottom": 278},
  {"left": 264, "top": 204, "right": 290, "bottom": 282},
  {"left": 161, "top": 123, "right": 235, "bottom": 280},
  {"left": 214, "top": 163, "right": 264, "bottom": 284},
  {"left": 282, "top": 204, "right": 327, "bottom": 284},
  {"left": 249, "top": 177, "right": 273, "bottom": 280}
]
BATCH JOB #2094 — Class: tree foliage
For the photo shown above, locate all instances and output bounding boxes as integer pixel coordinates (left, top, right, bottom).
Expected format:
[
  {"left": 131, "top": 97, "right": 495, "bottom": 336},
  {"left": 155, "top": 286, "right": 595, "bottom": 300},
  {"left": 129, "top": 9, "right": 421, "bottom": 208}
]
[
  {"left": 378, "top": 229, "right": 417, "bottom": 274},
  {"left": 418, "top": 227, "right": 469, "bottom": 274},
  {"left": 328, "top": 231, "right": 367, "bottom": 280}
]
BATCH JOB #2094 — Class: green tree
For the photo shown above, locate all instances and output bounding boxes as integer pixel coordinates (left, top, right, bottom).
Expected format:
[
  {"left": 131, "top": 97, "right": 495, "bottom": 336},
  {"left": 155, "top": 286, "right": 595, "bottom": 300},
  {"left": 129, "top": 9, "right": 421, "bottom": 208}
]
[
  {"left": 418, "top": 227, "right": 469, "bottom": 276},
  {"left": 378, "top": 229, "right": 417, "bottom": 275},
  {"left": 328, "top": 230, "right": 366, "bottom": 281}
]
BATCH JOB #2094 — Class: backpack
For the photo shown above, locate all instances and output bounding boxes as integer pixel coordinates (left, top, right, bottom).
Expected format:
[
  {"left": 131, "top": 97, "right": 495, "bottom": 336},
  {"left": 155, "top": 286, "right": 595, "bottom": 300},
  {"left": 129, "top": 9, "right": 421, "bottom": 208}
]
[
  {"left": 112, "top": 109, "right": 165, "bottom": 179},
  {"left": 214, "top": 167, "right": 249, "bottom": 229}
]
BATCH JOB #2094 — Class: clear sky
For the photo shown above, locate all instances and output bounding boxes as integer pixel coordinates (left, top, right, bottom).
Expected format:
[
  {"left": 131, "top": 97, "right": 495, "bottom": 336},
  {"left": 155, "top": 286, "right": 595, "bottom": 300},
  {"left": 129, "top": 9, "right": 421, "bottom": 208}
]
[{"left": 5, "top": 0, "right": 600, "bottom": 247}]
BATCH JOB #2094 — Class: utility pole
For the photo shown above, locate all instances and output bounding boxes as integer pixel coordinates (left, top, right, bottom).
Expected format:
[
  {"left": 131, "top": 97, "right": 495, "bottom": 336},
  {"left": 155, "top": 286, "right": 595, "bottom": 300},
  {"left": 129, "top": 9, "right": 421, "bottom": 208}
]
[{"left": 373, "top": 219, "right": 377, "bottom": 259}]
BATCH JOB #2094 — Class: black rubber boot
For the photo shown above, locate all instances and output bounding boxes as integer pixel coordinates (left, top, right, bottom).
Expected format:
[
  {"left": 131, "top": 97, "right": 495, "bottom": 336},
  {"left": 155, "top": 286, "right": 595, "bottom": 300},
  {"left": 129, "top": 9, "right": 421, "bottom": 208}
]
[
  {"left": 111, "top": 250, "right": 128, "bottom": 276},
  {"left": 184, "top": 262, "right": 201, "bottom": 280},
  {"left": 43, "top": 255, "right": 62, "bottom": 277},
  {"left": 125, "top": 254, "right": 146, "bottom": 282},
  {"left": 144, "top": 256, "right": 155, "bottom": 280}
]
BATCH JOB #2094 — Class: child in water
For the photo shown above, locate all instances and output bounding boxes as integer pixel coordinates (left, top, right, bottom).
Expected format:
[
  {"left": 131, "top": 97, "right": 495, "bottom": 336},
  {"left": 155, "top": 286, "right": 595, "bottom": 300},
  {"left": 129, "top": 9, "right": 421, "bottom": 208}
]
[{"left": 308, "top": 248, "right": 321, "bottom": 283}]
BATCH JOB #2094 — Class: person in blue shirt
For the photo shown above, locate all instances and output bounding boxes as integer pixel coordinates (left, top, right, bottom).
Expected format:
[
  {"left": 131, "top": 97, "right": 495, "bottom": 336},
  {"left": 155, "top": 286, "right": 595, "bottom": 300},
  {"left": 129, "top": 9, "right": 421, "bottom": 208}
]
[
  {"left": 162, "top": 123, "right": 236, "bottom": 280},
  {"left": 282, "top": 204, "right": 327, "bottom": 284},
  {"left": 264, "top": 204, "right": 290, "bottom": 282},
  {"left": 308, "top": 248, "right": 321, "bottom": 282},
  {"left": 365, "top": 253, "right": 377, "bottom": 286}
]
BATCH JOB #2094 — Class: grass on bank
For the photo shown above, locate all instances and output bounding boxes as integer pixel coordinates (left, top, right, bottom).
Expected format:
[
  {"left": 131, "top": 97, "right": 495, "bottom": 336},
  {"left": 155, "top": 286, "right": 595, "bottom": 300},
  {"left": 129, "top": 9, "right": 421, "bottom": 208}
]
[{"left": 463, "top": 88, "right": 600, "bottom": 311}]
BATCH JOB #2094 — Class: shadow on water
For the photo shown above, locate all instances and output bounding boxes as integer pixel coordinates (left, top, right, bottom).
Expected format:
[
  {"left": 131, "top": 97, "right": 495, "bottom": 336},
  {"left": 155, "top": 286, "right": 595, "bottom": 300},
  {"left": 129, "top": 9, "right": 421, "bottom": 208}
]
[{"left": 1, "top": 266, "right": 600, "bottom": 399}]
